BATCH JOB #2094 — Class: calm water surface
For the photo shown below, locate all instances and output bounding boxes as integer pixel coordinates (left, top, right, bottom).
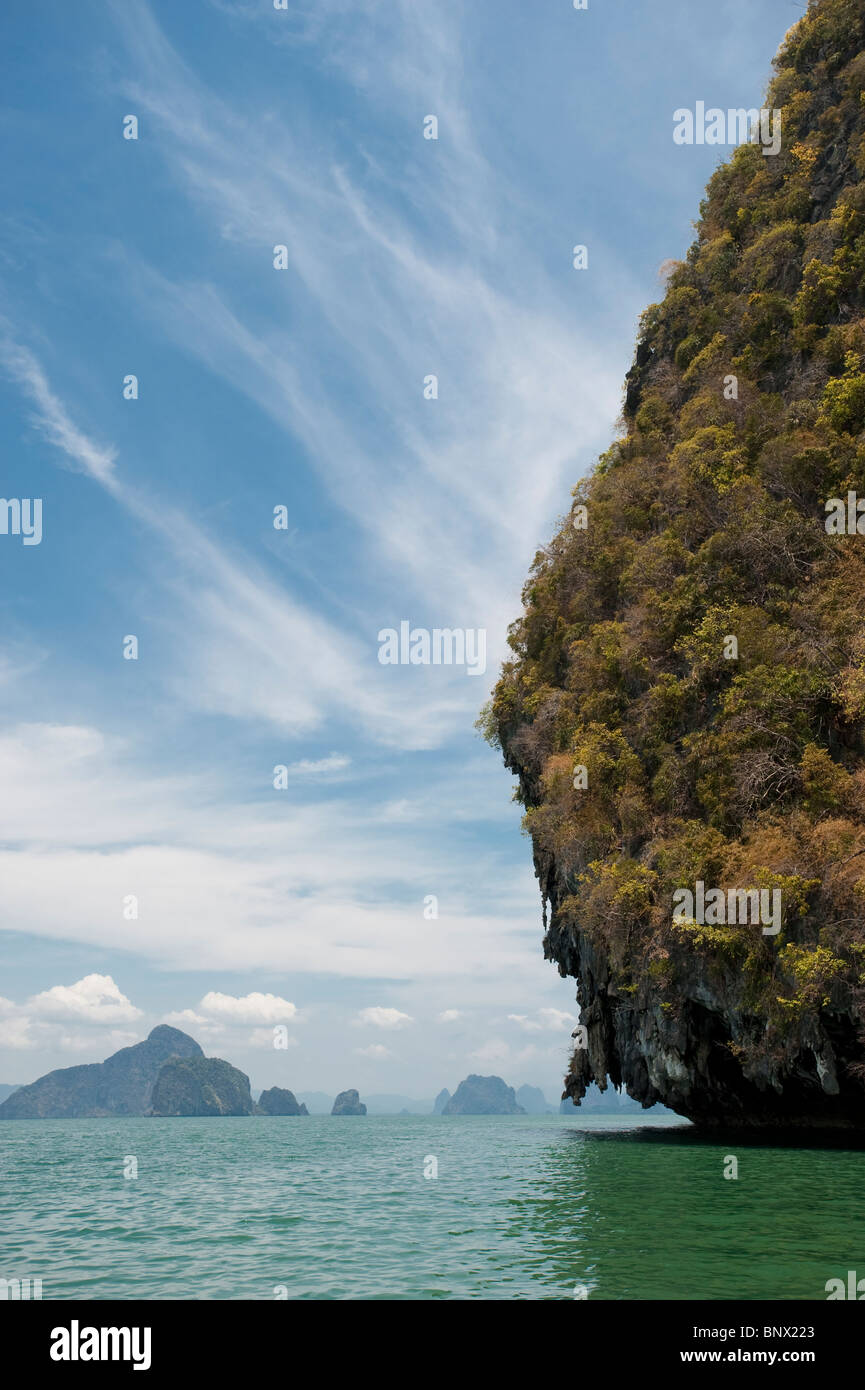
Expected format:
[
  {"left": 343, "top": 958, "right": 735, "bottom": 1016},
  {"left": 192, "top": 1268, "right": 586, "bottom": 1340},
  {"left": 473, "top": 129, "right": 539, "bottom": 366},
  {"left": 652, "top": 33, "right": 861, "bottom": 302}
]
[{"left": 1, "top": 1113, "right": 862, "bottom": 1299}]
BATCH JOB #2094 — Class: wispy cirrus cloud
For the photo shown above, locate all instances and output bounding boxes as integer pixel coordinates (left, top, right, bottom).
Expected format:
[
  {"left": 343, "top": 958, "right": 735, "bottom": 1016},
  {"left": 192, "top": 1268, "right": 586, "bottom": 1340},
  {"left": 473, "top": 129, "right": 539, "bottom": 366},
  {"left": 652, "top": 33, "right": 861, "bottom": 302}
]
[
  {"left": 2, "top": 0, "right": 623, "bottom": 755},
  {"left": 0, "top": 330, "right": 480, "bottom": 747},
  {"left": 104, "top": 0, "right": 624, "bottom": 640},
  {"left": 0, "top": 330, "right": 118, "bottom": 486}
]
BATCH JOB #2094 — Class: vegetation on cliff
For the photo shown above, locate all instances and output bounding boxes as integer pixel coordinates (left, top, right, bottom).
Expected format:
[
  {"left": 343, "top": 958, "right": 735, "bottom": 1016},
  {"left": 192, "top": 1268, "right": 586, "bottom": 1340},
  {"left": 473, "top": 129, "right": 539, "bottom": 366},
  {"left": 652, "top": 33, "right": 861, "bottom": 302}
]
[{"left": 483, "top": 0, "right": 865, "bottom": 1125}]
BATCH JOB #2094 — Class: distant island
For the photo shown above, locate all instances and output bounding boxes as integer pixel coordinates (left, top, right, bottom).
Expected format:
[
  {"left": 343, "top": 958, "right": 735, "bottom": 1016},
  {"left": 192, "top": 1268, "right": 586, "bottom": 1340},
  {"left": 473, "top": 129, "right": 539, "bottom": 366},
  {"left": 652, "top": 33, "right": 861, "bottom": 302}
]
[
  {"left": 258, "top": 1087, "right": 308, "bottom": 1116},
  {"left": 442, "top": 1075, "right": 524, "bottom": 1115},
  {"left": 331, "top": 1089, "right": 367, "bottom": 1115}
]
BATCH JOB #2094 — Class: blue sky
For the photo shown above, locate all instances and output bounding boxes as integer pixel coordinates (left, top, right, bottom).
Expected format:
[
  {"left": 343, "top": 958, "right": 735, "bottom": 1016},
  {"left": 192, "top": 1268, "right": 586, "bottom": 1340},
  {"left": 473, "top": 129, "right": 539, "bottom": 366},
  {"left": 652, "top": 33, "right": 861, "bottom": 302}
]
[{"left": 0, "top": 0, "right": 795, "bottom": 1097}]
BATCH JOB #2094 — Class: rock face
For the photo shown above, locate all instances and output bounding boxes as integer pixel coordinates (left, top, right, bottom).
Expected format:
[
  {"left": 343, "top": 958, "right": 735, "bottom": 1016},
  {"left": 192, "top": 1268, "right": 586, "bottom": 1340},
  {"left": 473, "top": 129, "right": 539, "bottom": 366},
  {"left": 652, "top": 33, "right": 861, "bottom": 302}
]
[
  {"left": 486, "top": 0, "right": 865, "bottom": 1130},
  {"left": 331, "top": 1089, "right": 367, "bottom": 1115},
  {"left": 432, "top": 1087, "right": 451, "bottom": 1115},
  {"left": 0, "top": 1026, "right": 203, "bottom": 1119},
  {"left": 257, "top": 1086, "right": 308, "bottom": 1115},
  {"left": 150, "top": 1057, "right": 254, "bottom": 1117},
  {"left": 442, "top": 1076, "right": 525, "bottom": 1115}
]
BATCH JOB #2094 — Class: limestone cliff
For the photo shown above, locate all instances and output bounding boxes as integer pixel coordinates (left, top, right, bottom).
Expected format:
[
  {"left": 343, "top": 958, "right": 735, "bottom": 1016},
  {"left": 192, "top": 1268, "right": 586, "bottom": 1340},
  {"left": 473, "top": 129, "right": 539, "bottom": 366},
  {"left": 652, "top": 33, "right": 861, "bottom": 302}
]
[{"left": 485, "top": 0, "right": 865, "bottom": 1129}]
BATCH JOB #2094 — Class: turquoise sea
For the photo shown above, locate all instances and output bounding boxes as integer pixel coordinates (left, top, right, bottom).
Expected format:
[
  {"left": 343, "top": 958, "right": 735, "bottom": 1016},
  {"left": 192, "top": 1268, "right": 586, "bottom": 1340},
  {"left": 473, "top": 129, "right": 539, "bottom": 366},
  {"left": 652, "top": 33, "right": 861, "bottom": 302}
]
[{"left": 1, "top": 1112, "right": 862, "bottom": 1300}]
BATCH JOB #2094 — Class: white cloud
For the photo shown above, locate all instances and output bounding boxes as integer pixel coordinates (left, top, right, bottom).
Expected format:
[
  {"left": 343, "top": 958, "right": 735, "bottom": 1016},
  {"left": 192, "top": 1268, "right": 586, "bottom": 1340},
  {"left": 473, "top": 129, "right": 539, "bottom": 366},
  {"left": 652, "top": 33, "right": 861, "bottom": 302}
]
[
  {"left": 28, "top": 974, "right": 142, "bottom": 1025},
  {"left": 437, "top": 1010, "right": 461, "bottom": 1023},
  {"left": 538, "top": 1008, "right": 577, "bottom": 1030},
  {"left": 161, "top": 1009, "right": 207, "bottom": 1028},
  {"left": 508, "top": 1008, "right": 576, "bottom": 1033},
  {"left": 354, "top": 1044, "right": 390, "bottom": 1059},
  {"left": 470, "top": 1039, "right": 511, "bottom": 1063},
  {"left": 55, "top": 1029, "right": 141, "bottom": 1055},
  {"left": 0, "top": 977, "right": 143, "bottom": 1054},
  {"left": 355, "top": 1007, "right": 413, "bottom": 1030},
  {"left": 0, "top": 721, "right": 546, "bottom": 985},
  {"left": 160, "top": 1010, "right": 224, "bottom": 1040},
  {"left": 198, "top": 992, "right": 298, "bottom": 1025},
  {"left": 507, "top": 1014, "right": 540, "bottom": 1032},
  {"left": 282, "top": 754, "right": 351, "bottom": 776},
  {"left": 0, "top": 1017, "right": 36, "bottom": 1050}
]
